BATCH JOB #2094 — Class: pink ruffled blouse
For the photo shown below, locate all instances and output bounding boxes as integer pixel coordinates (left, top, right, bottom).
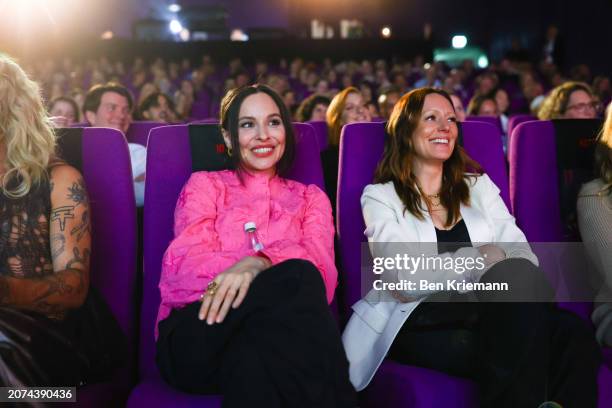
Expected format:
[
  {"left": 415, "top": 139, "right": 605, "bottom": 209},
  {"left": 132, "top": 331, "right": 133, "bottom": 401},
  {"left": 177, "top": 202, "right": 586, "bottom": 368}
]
[{"left": 156, "top": 170, "right": 337, "bottom": 334}]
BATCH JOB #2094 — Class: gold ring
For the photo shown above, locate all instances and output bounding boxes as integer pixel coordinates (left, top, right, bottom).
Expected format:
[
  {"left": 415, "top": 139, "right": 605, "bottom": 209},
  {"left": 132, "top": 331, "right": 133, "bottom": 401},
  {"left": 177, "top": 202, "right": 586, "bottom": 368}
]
[{"left": 206, "top": 281, "right": 218, "bottom": 296}]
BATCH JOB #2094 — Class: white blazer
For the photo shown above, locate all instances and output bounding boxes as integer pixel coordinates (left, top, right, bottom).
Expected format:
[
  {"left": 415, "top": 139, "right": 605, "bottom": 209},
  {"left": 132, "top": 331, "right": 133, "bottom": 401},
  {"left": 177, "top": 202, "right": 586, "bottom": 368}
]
[{"left": 341, "top": 173, "right": 538, "bottom": 391}]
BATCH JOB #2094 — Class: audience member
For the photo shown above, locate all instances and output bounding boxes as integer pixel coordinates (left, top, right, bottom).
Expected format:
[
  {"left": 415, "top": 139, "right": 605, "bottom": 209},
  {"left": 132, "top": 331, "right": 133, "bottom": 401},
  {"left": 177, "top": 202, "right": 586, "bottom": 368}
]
[
  {"left": 136, "top": 92, "right": 179, "bottom": 123},
  {"left": 343, "top": 88, "right": 600, "bottom": 407},
  {"left": 538, "top": 81, "right": 600, "bottom": 120},
  {"left": 0, "top": 54, "right": 122, "bottom": 387},
  {"left": 48, "top": 96, "right": 80, "bottom": 127},
  {"left": 156, "top": 84, "right": 356, "bottom": 407},
  {"left": 377, "top": 86, "right": 402, "bottom": 120},
  {"left": 467, "top": 94, "right": 498, "bottom": 116},
  {"left": 295, "top": 94, "right": 330, "bottom": 122},
  {"left": 83, "top": 83, "right": 146, "bottom": 206},
  {"left": 578, "top": 102, "right": 612, "bottom": 347}
]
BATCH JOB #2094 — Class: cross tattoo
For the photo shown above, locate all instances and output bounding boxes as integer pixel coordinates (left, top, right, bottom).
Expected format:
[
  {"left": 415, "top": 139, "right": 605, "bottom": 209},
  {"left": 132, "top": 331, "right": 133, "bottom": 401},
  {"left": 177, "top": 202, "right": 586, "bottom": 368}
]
[{"left": 51, "top": 206, "right": 75, "bottom": 231}]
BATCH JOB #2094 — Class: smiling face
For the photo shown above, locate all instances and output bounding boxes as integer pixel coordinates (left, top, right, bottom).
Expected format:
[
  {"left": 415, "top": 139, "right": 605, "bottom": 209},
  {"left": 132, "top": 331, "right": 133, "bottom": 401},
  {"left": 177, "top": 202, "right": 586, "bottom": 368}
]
[
  {"left": 411, "top": 93, "right": 458, "bottom": 167},
  {"left": 341, "top": 92, "right": 368, "bottom": 125},
  {"left": 224, "top": 92, "right": 286, "bottom": 177}
]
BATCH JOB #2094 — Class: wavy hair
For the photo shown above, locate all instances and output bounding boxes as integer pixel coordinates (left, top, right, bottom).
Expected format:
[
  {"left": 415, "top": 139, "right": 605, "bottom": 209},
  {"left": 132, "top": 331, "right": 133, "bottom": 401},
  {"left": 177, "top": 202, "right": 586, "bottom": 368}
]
[
  {"left": 537, "top": 81, "right": 594, "bottom": 120},
  {"left": 326, "top": 87, "right": 360, "bottom": 147},
  {"left": 375, "top": 87, "right": 482, "bottom": 228},
  {"left": 595, "top": 102, "right": 612, "bottom": 193},
  {"left": 0, "top": 54, "right": 56, "bottom": 198}
]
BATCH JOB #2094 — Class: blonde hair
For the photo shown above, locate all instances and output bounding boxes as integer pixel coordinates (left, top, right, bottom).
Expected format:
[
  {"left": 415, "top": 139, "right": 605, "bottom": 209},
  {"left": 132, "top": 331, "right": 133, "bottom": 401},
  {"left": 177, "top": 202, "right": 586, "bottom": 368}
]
[
  {"left": 537, "top": 81, "right": 594, "bottom": 120},
  {"left": 326, "top": 87, "right": 360, "bottom": 147},
  {"left": 0, "top": 54, "right": 56, "bottom": 198},
  {"left": 596, "top": 102, "right": 612, "bottom": 192}
]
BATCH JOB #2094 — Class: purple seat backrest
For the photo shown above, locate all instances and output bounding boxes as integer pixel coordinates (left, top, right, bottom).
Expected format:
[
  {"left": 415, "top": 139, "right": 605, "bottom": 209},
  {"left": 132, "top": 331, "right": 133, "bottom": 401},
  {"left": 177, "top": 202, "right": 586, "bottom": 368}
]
[
  {"left": 466, "top": 115, "right": 503, "bottom": 135},
  {"left": 189, "top": 118, "right": 220, "bottom": 124},
  {"left": 337, "top": 121, "right": 510, "bottom": 310},
  {"left": 190, "top": 100, "right": 211, "bottom": 119},
  {"left": 139, "top": 123, "right": 326, "bottom": 378},
  {"left": 72, "top": 128, "right": 138, "bottom": 386},
  {"left": 306, "top": 120, "right": 329, "bottom": 151},
  {"left": 126, "top": 121, "right": 164, "bottom": 146},
  {"left": 509, "top": 120, "right": 563, "bottom": 241},
  {"left": 460, "top": 121, "right": 510, "bottom": 209},
  {"left": 507, "top": 114, "right": 537, "bottom": 139}
]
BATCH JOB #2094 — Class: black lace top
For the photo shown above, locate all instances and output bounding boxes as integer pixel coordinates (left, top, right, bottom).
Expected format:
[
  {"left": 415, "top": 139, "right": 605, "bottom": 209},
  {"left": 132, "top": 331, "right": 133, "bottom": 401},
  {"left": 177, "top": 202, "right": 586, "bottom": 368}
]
[{"left": 0, "top": 179, "right": 54, "bottom": 279}]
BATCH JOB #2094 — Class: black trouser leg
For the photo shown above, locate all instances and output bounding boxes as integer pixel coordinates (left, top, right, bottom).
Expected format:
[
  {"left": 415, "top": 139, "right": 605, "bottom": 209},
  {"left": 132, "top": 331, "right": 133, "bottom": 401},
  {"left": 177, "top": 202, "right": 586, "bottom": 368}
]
[{"left": 156, "top": 259, "right": 356, "bottom": 408}]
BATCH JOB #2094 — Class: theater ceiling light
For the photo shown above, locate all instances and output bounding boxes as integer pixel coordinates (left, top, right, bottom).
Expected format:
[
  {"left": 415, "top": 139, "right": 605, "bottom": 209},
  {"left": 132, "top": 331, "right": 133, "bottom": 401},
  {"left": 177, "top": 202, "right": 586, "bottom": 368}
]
[{"left": 452, "top": 35, "right": 467, "bottom": 49}]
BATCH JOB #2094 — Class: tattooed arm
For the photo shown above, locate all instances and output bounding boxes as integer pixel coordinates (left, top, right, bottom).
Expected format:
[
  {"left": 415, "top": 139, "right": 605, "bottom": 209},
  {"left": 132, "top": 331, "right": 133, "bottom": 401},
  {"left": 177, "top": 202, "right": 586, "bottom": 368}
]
[{"left": 0, "top": 165, "right": 91, "bottom": 315}]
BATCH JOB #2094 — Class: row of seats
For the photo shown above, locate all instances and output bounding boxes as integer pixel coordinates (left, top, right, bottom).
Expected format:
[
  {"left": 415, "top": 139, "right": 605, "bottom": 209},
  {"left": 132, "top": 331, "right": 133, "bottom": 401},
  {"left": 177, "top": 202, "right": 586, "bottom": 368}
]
[{"left": 56, "top": 119, "right": 611, "bottom": 407}]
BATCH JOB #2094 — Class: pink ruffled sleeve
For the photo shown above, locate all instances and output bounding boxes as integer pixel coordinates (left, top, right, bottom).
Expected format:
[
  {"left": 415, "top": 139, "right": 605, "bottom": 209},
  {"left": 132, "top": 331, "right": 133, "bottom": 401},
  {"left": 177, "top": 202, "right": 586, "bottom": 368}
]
[
  {"left": 260, "top": 184, "right": 337, "bottom": 304},
  {"left": 158, "top": 172, "right": 244, "bottom": 325}
]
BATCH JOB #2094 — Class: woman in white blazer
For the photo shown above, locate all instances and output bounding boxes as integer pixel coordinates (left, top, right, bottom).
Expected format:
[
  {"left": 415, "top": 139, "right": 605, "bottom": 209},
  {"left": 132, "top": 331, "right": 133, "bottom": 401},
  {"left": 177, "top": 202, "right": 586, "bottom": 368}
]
[{"left": 342, "top": 88, "right": 600, "bottom": 407}]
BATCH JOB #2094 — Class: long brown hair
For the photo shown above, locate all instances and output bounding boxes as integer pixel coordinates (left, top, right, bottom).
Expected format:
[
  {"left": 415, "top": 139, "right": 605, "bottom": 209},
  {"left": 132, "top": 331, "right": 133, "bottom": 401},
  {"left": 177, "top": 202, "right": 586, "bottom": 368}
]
[
  {"left": 595, "top": 102, "right": 612, "bottom": 193},
  {"left": 375, "top": 87, "right": 482, "bottom": 227}
]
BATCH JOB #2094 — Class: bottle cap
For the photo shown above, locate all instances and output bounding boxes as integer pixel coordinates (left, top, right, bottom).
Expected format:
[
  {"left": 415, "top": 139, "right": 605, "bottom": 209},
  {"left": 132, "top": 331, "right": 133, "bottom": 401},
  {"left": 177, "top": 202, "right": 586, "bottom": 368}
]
[{"left": 244, "top": 221, "right": 256, "bottom": 231}]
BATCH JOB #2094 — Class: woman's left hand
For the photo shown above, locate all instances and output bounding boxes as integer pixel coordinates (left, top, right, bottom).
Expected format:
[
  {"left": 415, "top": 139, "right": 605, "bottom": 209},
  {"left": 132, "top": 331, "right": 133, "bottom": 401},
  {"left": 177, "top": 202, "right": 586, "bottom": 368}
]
[{"left": 198, "top": 255, "right": 271, "bottom": 325}]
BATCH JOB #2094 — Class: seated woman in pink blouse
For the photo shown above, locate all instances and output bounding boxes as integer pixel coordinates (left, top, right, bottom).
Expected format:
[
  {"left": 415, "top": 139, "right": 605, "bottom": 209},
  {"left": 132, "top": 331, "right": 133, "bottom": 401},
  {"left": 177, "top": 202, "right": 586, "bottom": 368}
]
[{"left": 156, "top": 84, "right": 356, "bottom": 407}]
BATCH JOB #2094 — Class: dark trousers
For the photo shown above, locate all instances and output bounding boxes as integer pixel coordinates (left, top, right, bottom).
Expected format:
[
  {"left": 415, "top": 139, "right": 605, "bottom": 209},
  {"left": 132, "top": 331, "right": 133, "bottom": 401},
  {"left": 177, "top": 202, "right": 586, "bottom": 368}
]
[
  {"left": 156, "top": 259, "right": 357, "bottom": 408},
  {"left": 388, "top": 258, "right": 601, "bottom": 408}
]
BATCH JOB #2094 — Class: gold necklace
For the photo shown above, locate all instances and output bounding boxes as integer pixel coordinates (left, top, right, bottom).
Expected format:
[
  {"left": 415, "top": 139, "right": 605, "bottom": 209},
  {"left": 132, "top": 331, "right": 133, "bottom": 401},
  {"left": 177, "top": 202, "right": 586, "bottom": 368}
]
[{"left": 426, "top": 193, "right": 441, "bottom": 207}]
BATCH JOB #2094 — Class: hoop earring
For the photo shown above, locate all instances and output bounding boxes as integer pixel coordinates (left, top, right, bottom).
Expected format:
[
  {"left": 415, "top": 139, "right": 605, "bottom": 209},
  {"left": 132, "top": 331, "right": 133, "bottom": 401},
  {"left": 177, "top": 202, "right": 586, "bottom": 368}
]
[{"left": 226, "top": 146, "right": 232, "bottom": 157}]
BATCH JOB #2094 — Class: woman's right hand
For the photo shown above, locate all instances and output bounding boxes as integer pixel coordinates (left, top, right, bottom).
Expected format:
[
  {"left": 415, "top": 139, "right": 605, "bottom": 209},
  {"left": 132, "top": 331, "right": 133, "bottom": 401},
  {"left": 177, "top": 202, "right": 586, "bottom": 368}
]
[{"left": 198, "top": 256, "right": 271, "bottom": 325}]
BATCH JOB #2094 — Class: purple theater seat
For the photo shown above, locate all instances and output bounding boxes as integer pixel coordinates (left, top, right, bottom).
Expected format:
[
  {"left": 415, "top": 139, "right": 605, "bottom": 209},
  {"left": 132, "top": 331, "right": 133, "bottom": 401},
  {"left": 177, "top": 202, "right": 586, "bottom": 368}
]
[
  {"left": 509, "top": 119, "right": 611, "bottom": 372},
  {"left": 337, "top": 121, "right": 510, "bottom": 407},
  {"left": 460, "top": 121, "right": 510, "bottom": 209},
  {"left": 126, "top": 121, "right": 164, "bottom": 146},
  {"left": 56, "top": 128, "right": 138, "bottom": 407},
  {"left": 128, "top": 123, "right": 326, "bottom": 407},
  {"left": 507, "top": 114, "right": 537, "bottom": 141},
  {"left": 465, "top": 115, "right": 503, "bottom": 135},
  {"left": 306, "top": 120, "right": 329, "bottom": 151},
  {"left": 190, "top": 100, "right": 211, "bottom": 119}
]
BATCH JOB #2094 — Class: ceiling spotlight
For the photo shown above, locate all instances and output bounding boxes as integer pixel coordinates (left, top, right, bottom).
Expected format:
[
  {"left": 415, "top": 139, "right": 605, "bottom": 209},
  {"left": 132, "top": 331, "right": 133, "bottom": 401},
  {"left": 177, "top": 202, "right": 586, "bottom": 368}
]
[
  {"left": 179, "top": 28, "right": 190, "bottom": 41},
  {"left": 477, "top": 55, "right": 489, "bottom": 68},
  {"left": 381, "top": 26, "right": 391, "bottom": 38},
  {"left": 169, "top": 19, "right": 183, "bottom": 34},
  {"left": 452, "top": 35, "right": 468, "bottom": 49},
  {"left": 168, "top": 4, "right": 181, "bottom": 13},
  {"left": 100, "top": 30, "right": 114, "bottom": 40}
]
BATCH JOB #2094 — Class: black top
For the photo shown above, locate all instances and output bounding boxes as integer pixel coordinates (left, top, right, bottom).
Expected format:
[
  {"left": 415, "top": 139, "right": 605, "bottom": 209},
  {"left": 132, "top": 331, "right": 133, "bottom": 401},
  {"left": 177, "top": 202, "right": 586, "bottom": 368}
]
[
  {"left": 0, "top": 178, "right": 53, "bottom": 279},
  {"left": 435, "top": 219, "right": 472, "bottom": 253}
]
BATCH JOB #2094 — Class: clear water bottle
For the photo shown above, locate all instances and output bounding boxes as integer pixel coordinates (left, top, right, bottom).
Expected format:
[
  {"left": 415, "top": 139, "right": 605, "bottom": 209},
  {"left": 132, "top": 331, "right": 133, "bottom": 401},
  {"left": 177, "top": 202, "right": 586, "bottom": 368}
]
[{"left": 244, "top": 222, "right": 264, "bottom": 252}]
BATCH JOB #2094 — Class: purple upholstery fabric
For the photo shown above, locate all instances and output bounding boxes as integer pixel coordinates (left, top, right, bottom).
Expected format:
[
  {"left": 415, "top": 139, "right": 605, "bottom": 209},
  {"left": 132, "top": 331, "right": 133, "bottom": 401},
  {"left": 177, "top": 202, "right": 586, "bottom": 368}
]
[
  {"left": 126, "top": 121, "right": 164, "bottom": 146},
  {"left": 306, "top": 120, "right": 329, "bottom": 151},
  {"left": 74, "top": 128, "right": 138, "bottom": 406},
  {"left": 465, "top": 115, "right": 503, "bottom": 135},
  {"left": 188, "top": 118, "right": 220, "bottom": 124},
  {"left": 508, "top": 120, "right": 563, "bottom": 241},
  {"left": 460, "top": 121, "right": 510, "bottom": 209},
  {"left": 129, "top": 123, "right": 326, "bottom": 407},
  {"left": 507, "top": 114, "right": 537, "bottom": 141}
]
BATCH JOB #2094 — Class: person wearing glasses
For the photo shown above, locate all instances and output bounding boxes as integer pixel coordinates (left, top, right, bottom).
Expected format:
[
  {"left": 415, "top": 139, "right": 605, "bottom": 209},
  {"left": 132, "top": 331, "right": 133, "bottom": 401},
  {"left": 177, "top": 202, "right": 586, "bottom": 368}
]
[{"left": 538, "top": 81, "right": 601, "bottom": 120}]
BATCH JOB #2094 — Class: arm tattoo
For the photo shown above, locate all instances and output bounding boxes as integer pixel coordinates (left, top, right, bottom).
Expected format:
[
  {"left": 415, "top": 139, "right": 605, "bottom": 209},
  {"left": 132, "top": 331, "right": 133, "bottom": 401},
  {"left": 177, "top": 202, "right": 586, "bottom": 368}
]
[
  {"left": 67, "top": 178, "right": 88, "bottom": 207},
  {"left": 51, "top": 206, "right": 75, "bottom": 231},
  {"left": 66, "top": 247, "right": 90, "bottom": 271},
  {"left": 70, "top": 210, "right": 91, "bottom": 242},
  {"left": 50, "top": 233, "right": 66, "bottom": 259}
]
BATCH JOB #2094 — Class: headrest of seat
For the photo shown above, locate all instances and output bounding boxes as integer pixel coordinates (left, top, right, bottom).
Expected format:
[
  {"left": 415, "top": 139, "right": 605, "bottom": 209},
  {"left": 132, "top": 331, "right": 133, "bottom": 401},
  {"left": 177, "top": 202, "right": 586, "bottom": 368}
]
[
  {"left": 188, "top": 124, "right": 233, "bottom": 172},
  {"left": 551, "top": 118, "right": 603, "bottom": 240},
  {"left": 55, "top": 127, "right": 84, "bottom": 172}
]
